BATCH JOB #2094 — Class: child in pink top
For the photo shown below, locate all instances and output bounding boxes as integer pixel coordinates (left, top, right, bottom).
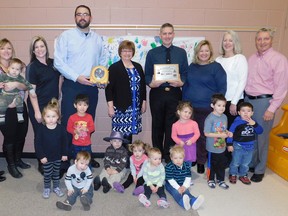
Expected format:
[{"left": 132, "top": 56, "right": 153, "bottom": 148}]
[
  {"left": 113, "top": 140, "right": 150, "bottom": 195},
  {"left": 172, "top": 101, "right": 200, "bottom": 165}
]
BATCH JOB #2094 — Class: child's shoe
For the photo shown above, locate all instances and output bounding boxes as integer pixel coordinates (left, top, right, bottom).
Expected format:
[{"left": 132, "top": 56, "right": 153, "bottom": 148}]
[
  {"left": 0, "top": 115, "right": 5, "bottom": 125},
  {"left": 191, "top": 195, "right": 205, "bottom": 210},
  {"left": 132, "top": 185, "right": 144, "bottom": 196},
  {"left": 218, "top": 181, "right": 229, "bottom": 189},
  {"left": 182, "top": 194, "right": 191, "bottom": 210},
  {"left": 113, "top": 182, "right": 124, "bottom": 193},
  {"left": 138, "top": 194, "right": 151, "bottom": 207},
  {"left": 239, "top": 175, "right": 251, "bottom": 185},
  {"left": 157, "top": 197, "right": 170, "bottom": 208},
  {"left": 42, "top": 188, "right": 50, "bottom": 199},
  {"left": 102, "top": 177, "right": 111, "bottom": 193},
  {"left": 56, "top": 200, "right": 72, "bottom": 211},
  {"left": 229, "top": 175, "right": 237, "bottom": 184},
  {"left": 80, "top": 195, "right": 90, "bottom": 211},
  {"left": 53, "top": 187, "right": 64, "bottom": 197},
  {"left": 207, "top": 180, "right": 216, "bottom": 189},
  {"left": 17, "top": 113, "right": 24, "bottom": 123},
  {"left": 93, "top": 176, "right": 101, "bottom": 191}
]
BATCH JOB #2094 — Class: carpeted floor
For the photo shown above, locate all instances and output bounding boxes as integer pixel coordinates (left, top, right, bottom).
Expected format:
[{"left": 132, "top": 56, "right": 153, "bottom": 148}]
[{"left": 0, "top": 158, "right": 199, "bottom": 216}]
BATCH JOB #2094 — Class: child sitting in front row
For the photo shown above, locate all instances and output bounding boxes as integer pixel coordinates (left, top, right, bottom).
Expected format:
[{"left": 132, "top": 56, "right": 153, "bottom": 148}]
[
  {"left": 165, "top": 146, "right": 204, "bottom": 210},
  {"left": 56, "top": 151, "right": 93, "bottom": 211},
  {"left": 204, "top": 94, "right": 232, "bottom": 189},
  {"left": 113, "top": 140, "right": 149, "bottom": 195},
  {"left": 93, "top": 131, "right": 128, "bottom": 193},
  {"left": 227, "top": 102, "right": 263, "bottom": 185},
  {"left": 138, "top": 147, "right": 170, "bottom": 208}
]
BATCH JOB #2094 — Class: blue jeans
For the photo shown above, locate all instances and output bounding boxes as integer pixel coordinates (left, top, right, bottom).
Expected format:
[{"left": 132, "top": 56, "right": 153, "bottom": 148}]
[
  {"left": 165, "top": 182, "right": 196, "bottom": 209},
  {"left": 66, "top": 184, "right": 93, "bottom": 205},
  {"left": 229, "top": 142, "right": 253, "bottom": 177}
]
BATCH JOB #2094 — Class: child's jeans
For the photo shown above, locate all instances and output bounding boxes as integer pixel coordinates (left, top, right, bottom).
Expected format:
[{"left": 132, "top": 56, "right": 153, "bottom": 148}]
[
  {"left": 66, "top": 185, "right": 93, "bottom": 205},
  {"left": 165, "top": 182, "right": 196, "bottom": 208},
  {"left": 144, "top": 184, "right": 166, "bottom": 200},
  {"left": 229, "top": 142, "right": 253, "bottom": 177}
]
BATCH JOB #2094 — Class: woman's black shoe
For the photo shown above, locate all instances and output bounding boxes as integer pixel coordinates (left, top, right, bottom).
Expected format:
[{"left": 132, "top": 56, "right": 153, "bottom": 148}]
[
  {"left": 197, "top": 164, "right": 205, "bottom": 174},
  {"left": 8, "top": 165, "right": 23, "bottom": 178},
  {"left": 16, "top": 159, "right": 31, "bottom": 169}
]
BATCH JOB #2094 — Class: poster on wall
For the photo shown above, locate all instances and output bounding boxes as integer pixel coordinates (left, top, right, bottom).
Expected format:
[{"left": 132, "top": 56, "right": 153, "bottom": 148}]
[{"left": 102, "top": 36, "right": 205, "bottom": 67}]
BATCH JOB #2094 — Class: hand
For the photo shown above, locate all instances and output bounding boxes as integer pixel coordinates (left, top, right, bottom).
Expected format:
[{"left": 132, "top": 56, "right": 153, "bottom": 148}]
[
  {"left": 149, "top": 78, "right": 166, "bottom": 88},
  {"left": 229, "top": 104, "right": 237, "bottom": 116},
  {"left": 81, "top": 189, "right": 88, "bottom": 194},
  {"left": 95, "top": 83, "right": 107, "bottom": 89},
  {"left": 263, "top": 110, "right": 274, "bottom": 121},
  {"left": 67, "top": 189, "right": 74, "bottom": 196},
  {"left": 133, "top": 177, "right": 137, "bottom": 184},
  {"left": 227, "top": 146, "right": 234, "bottom": 152},
  {"left": 41, "top": 157, "right": 48, "bottom": 164},
  {"left": 227, "top": 131, "right": 233, "bottom": 138},
  {"left": 179, "top": 141, "right": 185, "bottom": 147},
  {"left": 0, "top": 82, "right": 4, "bottom": 89},
  {"left": 178, "top": 186, "right": 186, "bottom": 194},
  {"left": 76, "top": 75, "right": 93, "bottom": 86},
  {"left": 219, "top": 133, "right": 229, "bottom": 138},
  {"left": 34, "top": 111, "right": 42, "bottom": 123},
  {"left": 247, "top": 118, "right": 256, "bottom": 126},
  {"left": 141, "top": 101, "right": 147, "bottom": 114},
  {"left": 62, "top": 156, "right": 68, "bottom": 161},
  {"left": 185, "top": 140, "right": 193, "bottom": 146},
  {"left": 7, "top": 98, "right": 16, "bottom": 108},
  {"left": 108, "top": 106, "right": 115, "bottom": 117},
  {"left": 3, "top": 82, "right": 17, "bottom": 91},
  {"left": 167, "top": 80, "right": 183, "bottom": 87}
]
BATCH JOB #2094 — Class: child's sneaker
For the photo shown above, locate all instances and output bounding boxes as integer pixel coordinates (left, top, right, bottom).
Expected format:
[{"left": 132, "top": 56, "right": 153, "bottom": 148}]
[
  {"left": 182, "top": 194, "right": 191, "bottom": 210},
  {"left": 93, "top": 176, "right": 101, "bottom": 191},
  {"left": 138, "top": 194, "right": 151, "bottom": 207},
  {"left": 239, "top": 175, "right": 251, "bottom": 185},
  {"left": 192, "top": 194, "right": 205, "bottom": 210},
  {"left": 17, "top": 113, "right": 24, "bottom": 123},
  {"left": 56, "top": 200, "right": 72, "bottom": 211},
  {"left": 207, "top": 180, "right": 216, "bottom": 189},
  {"left": 42, "top": 188, "right": 50, "bottom": 199},
  {"left": 113, "top": 182, "right": 124, "bottom": 193},
  {"left": 0, "top": 115, "right": 5, "bottom": 125},
  {"left": 218, "top": 181, "right": 229, "bottom": 189},
  {"left": 53, "top": 187, "right": 64, "bottom": 197},
  {"left": 132, "top": 186, "right": 144, "bottom": 196},
  {"left": 80, "top": 195, "right": 90, "bottom": 211},
  {"left": 102, "top": 177, "right": 111, "bottom": 193},
  {"left": 157, "top": 197, "right": 170, "bottom": 208}
]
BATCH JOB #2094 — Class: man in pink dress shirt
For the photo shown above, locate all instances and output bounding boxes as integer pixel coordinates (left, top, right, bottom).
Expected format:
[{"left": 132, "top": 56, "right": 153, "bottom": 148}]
[{"left": 245, "top": 28, "right": 288, "bottom": 182}]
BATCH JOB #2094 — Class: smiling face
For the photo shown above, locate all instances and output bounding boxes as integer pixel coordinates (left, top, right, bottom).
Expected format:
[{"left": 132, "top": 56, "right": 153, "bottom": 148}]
[
  {"left": 212, "top": 100, "right": 226, "bottom": 116},
  {"left": 198, "top": 44, "right": 211, "bottom": 64},
  {"left": 75, "top": 6, "right": 92, "bottom": 31},
  {"left": 177, "top": 106, "right": 192, "bottom": 122},
  {"left": 222, "top": 33, "right": 234, "bottom": 55},
  {"left": 0, "top": 42, "right": 14, "bottom": 62},
  {"left": 255, "top": 31, "right": 272, "bottom": 55},
  {"left": 33, "top": 40, "right": 47, "bottom": 60},
  {"left": 160, "top": 27, "right": 175, "bottom": 47},
  {"left": 74, "top": 101, "right": 89, "bottom": 116}
]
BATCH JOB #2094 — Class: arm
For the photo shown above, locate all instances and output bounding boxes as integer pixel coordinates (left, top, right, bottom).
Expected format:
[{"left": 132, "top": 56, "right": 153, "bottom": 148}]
[
  {"left": 188, "top": 121, "right": 200, "bottom": 144},
  {"left": 29, "top": 84, "right": 42, "bottom": 123},
  {"left": 66, "top": 115, "right": 75, "bottom": 135},
  {"left": 171, "top": 122, "right": 183, "bottom": 145},
  {"left": 87, "top": 114, "right": 95, "bottom": 134}
]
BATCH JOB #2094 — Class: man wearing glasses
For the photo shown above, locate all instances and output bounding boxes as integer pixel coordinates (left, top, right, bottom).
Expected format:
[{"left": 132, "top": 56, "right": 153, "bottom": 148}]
[{"left": 54, "top": 5, "right": 107, "bottom": 170}]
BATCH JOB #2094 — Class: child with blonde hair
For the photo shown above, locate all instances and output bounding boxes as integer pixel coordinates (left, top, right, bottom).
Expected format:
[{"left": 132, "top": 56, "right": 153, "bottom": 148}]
[
  {"left": 113, "top": 140, "right": 150, "bottom": 195},
  {"left": 138, "top": 147, "right": 169, "bottom": 208},
  {"left": 165, "top": 146, "right": 204, "bottom": 210},
  {"left": 35, "top": 98, "right": 68, "bottom": 199},
  {"left": 172, "top": 101, "right": 200, "bottom": 166}
]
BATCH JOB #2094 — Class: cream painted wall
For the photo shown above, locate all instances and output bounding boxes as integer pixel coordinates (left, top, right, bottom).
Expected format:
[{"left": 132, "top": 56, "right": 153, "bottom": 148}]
[{"left": 0, "top": 0, "right": 288, "bottom": 153}]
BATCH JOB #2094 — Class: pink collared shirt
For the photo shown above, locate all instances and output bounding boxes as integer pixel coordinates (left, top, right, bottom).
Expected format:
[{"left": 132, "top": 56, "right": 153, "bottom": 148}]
[{"left": 245, "top": 48, "right": 288, "bottom": 113}]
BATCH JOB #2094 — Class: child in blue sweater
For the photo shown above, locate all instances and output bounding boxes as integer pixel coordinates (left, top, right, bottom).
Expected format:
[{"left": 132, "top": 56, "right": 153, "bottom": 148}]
[{"left": 227, "top": 102, "right": 263, "bottom": 185}]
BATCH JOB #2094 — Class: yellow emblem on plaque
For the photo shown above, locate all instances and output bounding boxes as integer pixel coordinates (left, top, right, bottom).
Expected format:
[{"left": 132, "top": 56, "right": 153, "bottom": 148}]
[{"left": 90, "top": 66, "right": 109, "bottom": 84}]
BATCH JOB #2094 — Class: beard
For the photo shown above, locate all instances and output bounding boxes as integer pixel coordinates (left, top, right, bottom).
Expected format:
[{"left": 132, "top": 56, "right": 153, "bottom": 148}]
[{"left": 76, "top": 19, "right": 90, "bottom": 29}]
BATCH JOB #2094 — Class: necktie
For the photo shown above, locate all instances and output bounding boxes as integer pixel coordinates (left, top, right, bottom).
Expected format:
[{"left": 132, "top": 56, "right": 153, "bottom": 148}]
[{"left": 166, "top": 47, "right": 171, "bottom": 64}]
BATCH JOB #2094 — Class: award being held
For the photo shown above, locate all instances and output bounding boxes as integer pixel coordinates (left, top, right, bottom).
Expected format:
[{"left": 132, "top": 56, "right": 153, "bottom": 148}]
[
  {"left": 90, "top": 66, "right": 109, "bottom": 84},
  {"left": 154, "top": 64, "right": 180, "bottom": 82}
]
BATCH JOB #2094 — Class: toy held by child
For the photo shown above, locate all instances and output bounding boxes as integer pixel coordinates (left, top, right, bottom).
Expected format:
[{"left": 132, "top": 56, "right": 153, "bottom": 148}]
[
  {"left": 0, "top": 58, "right": 36, "bottom": 124},
  {"left": 172, "top": 101, "right": 200, "bottom": 165},
  {"left": 165, "top": 146, "right": 204, "bottom": 210},
  {"left": 56, "top": 151, "right": 94, "bottom": 211},
  {"left": 204, "top": 94, "right": 232, "bottom": 190},
  {"left": 93, "top": 131, "right": 128, "bottom": 193},
  {"left": 227, "top": 102, "right": 263, "bottom": 185},
  {"left": 35, "top": 98, "right": 68, "bottom": 199},
  {"left": 138, "top": 147, "right": 170, "bottom": 208},
  {"left": 113, "top": 140, "right": 150, "bottom": 195}
]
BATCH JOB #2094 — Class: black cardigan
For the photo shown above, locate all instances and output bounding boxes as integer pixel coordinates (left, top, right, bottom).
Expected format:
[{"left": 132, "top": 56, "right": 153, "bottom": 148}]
[{"left": 105, "top": 60, "right": 146, "bottom": 112}]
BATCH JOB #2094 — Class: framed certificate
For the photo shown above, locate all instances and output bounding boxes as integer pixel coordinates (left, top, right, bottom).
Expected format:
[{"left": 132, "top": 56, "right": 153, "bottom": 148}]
[
  {"left": 153, "top": 64, "right": 180, "bottom": 82},
  {"left": 90, "top": 66, "right": 109, "bottom": 84}
]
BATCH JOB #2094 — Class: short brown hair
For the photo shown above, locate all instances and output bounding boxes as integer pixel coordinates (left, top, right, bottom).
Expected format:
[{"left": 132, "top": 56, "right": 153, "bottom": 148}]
[
  {"left": 160, "top": 23, "right": 174, "bottom": 32},
  {"left": 118, "top": 40, "right": 135, "bottom": 57},
  {"left": 211, "top": 93, "right": 226, "bottom": 105}
]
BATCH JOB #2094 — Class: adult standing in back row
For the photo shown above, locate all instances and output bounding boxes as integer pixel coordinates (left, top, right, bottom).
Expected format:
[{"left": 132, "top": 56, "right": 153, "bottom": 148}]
[
  {"left": 245, "top": 28, "right": 288, "bottom": 183},
  {"left": 145, "top": 23, "right": 188, "bottom": 163},
  {"left": 54, "top": 5, "right": 107, "bottom": 170}
]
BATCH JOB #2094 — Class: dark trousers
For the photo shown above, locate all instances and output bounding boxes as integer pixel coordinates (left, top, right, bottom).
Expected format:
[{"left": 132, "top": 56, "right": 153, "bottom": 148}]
[
  {"left": 193, "top": 107, "right": 211, "bottom": 165},
  {"left": 61, "top": 79, "right": 99, "bottom": 169},
  {"left": 122, "top": 173, "right": 144, "bottom": 189},
  {"left": 149, "top": 87, "right": 181, "bottom": 160},
  {"left": 144, "top": 184, "right": 166, "bottom": 200},
  {"left": 208, "top": 151, "right": 227, "bottom": 182}
]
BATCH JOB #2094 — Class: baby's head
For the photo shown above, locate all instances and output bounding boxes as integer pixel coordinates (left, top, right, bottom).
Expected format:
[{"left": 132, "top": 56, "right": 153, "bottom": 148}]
[
  {"left": 103, "top": 131, "right": 129, "bottom": 150},
  {"left": 147, "top": 147, "right": 162, "bottom": 167},
  {"left": 169, "top": 146, "right": 185, "bottom": 167},
  {"left": 7, "top": 58, "right": 23, "bottom": 78},
  {"left": 238, "top": 102, "right": 254, "bottom": 119},
  {"left": 128, "top": 140, "right": 150, "bottom": 160},
  {"left": 75, "top": 151, "right": 91, "bottom": 171}
]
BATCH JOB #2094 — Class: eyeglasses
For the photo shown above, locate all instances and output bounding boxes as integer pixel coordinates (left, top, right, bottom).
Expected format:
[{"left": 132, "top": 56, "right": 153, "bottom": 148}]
[
  {"left": 121, "top": 49, "right": 133, "bottom": 53},
  {"left": 75, "top": 13, "right": 90, "bottom": 17}
]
